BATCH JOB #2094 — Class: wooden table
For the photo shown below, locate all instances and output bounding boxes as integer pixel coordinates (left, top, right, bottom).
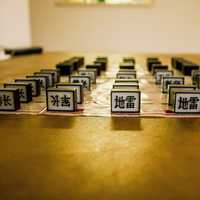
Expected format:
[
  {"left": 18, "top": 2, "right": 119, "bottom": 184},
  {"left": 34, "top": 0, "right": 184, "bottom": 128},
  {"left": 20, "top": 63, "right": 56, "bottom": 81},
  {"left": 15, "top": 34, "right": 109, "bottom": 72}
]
[{"left": 0, "top": 53, "right": 200, "bottom": 200}]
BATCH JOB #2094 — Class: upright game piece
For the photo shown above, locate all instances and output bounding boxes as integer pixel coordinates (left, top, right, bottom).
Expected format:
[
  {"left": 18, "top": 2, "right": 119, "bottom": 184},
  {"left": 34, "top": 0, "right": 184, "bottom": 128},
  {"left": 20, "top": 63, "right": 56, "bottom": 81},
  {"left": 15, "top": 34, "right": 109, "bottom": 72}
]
[
  {"left": 113, "top": 83, "right": 139, "bottom": 90},
  {"left": 86, "top": 64, "right": 102, "bottom": 76},
  {"left": 15, "top": 79, "right": 41, "bottom": 97},
  {"left": 78, "top": 69, "right": 97, "bottom": 84},
  {"left": 116, "top": 72, "right": 137, "bottom": 79},
  {"left": 192, "top": 70, "right": 200, "bottom": 86},
  {"left": 4, "top": 83, "right": 32, "bottom": 103},
  {"left": 41, "top": 69, "right": 60, "bottom": 83},
  {"left": 0, "top": 88, "right": 20, "bottom": 111},
  {"left": 173, "top": 91, "right": 200, "bottom": 114},
  {"left": 168, "top": 85, "right": 196, "bottom": 106},
  {"left": 111, "top": 89, "right": 141, "bottom": 113},
  {"left": 115, "top": 79, "right": 139, "bottom": 84},
  {"left": 151, "top": 65, "right": 168, "bottom": 75},
  {"left": 56, "top": 83, "right": 84, "bottom": 104},
  {"left": 46, "top": 88, "right": 77, "bottom": 112},
  {"left": 26, "top": 75, "right": 48, "bottom": 90},
  {"left": 119, "top": 63, "right": 135, "bottom": 70},
  {"left": 34, "top": 72, "right": 53, "bottom": 87},
  {"left": 155, "top": 70, "right": 174, "bottom": 85},
  {"left": 162, "top": 76, "right": 185, "bottom": 93},
  {"left": 69, "top": 75, "right": 91, "bottom": 91}
]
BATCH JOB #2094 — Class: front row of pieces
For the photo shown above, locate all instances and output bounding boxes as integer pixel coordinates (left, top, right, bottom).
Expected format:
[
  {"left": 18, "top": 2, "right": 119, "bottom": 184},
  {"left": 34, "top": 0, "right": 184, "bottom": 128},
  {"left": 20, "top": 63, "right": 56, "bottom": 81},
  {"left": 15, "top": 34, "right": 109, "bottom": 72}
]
[
  {"left": 0, "top": 55, "right": 86, "bottom": 111},
  {"left": 0, "top": 56, "right": 106, "bottom": 111},
  {"left": 111, "top": 60, "right": 141, "bottom": 114},
  {"left": 0, "top": 68, "right": 60, "bottom": 111},
  {"left": 147, "top": 57, "right": 200, "bottom": 114}
]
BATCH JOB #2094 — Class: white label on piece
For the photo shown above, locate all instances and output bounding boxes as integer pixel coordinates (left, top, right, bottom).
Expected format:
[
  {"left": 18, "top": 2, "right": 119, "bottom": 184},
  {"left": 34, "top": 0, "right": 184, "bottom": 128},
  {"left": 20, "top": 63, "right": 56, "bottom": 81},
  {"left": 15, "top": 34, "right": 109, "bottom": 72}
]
[
  {"left": 79, "top": 71, "right": 96, "bottom": 83},
  {"left": 162, "top": 77, "right": 184, "bottom": 93},
  {"left": 117, "top": 73, "right": 136, "bottom": 79},
  {"left": 57, "top": 85, "right": 81, "bottom": 103},
  {"left": 70, "top": 77, "right": 90, "bottom": 91},
  {"left": 111, "top": 91, "right": 140, "bottom": 113},
  {"left": 5, "top": 85, "right": 27, "bottom": 102},
  {"left": 155, "top": 71, "right": 173, "bottom": 84},
  {"left": 42, "top": 70, "right": 58, "bottom": 82},
  {"left": 47, "top": 91, "right": 74, "bottom": 111},
  {"left": 0, "top": 91, "right": 15, "bottom": 110},
  {"left": 175, "top": 93, "right": 200, "bottom": 113},
  {"left": 169, "top": 87, "right": 195, "bottom": 106},
  {"left": 16, "top": 80, "right": 37, "bottom": 96},
  {"left": 36, "top": 73, "right": 53, "bottom": 87},
  {"left": 27, "top": 77, "right": 47, "bottom": 90}
]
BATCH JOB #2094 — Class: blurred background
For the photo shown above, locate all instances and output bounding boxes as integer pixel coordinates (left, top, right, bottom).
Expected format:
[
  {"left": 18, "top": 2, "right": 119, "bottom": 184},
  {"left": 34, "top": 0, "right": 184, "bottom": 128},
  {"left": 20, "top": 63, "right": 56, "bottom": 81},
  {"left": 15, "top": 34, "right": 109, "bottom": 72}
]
[{"left": 0, "top": 0, "right": 200, "bottom": 55}]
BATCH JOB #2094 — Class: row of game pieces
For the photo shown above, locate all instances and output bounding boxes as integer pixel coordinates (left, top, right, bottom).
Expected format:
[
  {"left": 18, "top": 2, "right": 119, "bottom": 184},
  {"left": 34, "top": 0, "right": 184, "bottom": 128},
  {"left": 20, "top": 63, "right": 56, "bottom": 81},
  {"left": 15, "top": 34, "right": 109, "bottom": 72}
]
[
  {"left": 171, "top": 57, "right": 199, "bottom": 76},
  {"left": 111, "top": 58, "right": 141, "bottom": 113},
  {"left": 171, "top": 58, "right": 200, "bottom": 88},
  {"left": 45, "top": 57, "right": 108, "bottom": 112},
  {"left": 56, "top": 57, "right": 84, "bottom": 75},
  {"left": 0, "top": 68, "right": 61, "bottom": 111},
  {"left": 147, "top": 57, "right": 200, "bottom": 114},
  {"left": 46, "top": 57, "right": 108, "bottom": 112},
  {"left": 0, "top": 56, "right": 109, "bottom": 112}
]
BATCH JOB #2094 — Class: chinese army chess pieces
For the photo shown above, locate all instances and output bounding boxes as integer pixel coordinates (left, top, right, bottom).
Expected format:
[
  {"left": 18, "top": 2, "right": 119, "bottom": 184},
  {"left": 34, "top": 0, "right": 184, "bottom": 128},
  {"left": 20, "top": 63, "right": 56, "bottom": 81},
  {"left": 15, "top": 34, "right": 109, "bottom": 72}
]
[
  {"left": 114, "top": 78, "right": 139, "bottom": 90},
  {"left": 4, "top": 83, "right": 32, "bottom": 103},
  {"left": 72, "top": 57, "right": 85, "bottom": 67},
  {"left": 162, "top": 76, "right": 185, "bottom": 93},
  {"left": 123, "top": 57, "right": 135, "bottom": 64},
  {"left": 173, "top": 91, "right": 200, "bottom": 114},
  {"left": 171, "top": 57, "right": 199, "bottom": 75},
  {"left": 116, "top": 71, "right": 137, "bottom": 79},
  {"left": 111, "top": 89, "right": 141, "bottom": 113},
  {"left": 154, "top": 70, "right": 174, "bottom": 85},
  {"left": 68, "top": 57, "right": 81, "bottom": 71},
  {"left": 151, "top": 65, "right": 168, "bottom": 75},
  {"left": 94, "top": 57, "right": 108, "bottom": 71},
  {"left": 78, "top": 69, "right": 97, "bottom": 84},
  {"left": 192, "top": 70, "right": 200, "bottom": 87},
  {"left": 115, "top": 79, "right": 139, "bottom": 84},
  {"left": 168, "top": 84, "right": 196, "bottom": 106},
  {"left": 15, "top": 79, "right": 41, "bottom": 97},
  {"left": 118, "top": 69, "right": 136, "bottom": 73},
  {"left": 86, "top": 64, "right": 102, "bottom": 76},
  {"left": 34, "top": 72, "right": 52, "bottom": 87},
  {"left": 195, "top": 74, "right": 200, "bottom": 89},
  {"left": 56, "top": 61, "right": 74, "bottom": 76},
  {"left": 46, "top": 88, "right": 77, "bottom": 112},
  {"left": 181, "top": 62, "right": 199, "bottom": 76},
  {"left": 113, "top": 83, "right": 139, "bottom": 90},
  {"left": 0, "top": 88, "right": 20, "bottom": 111},
  {"left": 41, "top": 69, "right": 60, "bottom": 83},
  {"left": 172, "top": 58, "right": 186, "bottom": 71},
  {"left": 56, "top": 83, "right": 84, "bottom": 104},
  {"left": 26, "top": 75, "right": 48, "bottom": 90},
  {"left": 69, "top": 75, "right": 91, "bottom": 91},
  {"left": 56, "top": 57, "right": 85, "bottom": 76},
  {"left": 34, "top": 71, "right": 55, "bottom": 87},
  {"left": 147, "top": 58, "right": 161, "bottom": 72},
  {"left": 119, "top": 62, "right": 135, "bottom": 70},
  {"left": 171, "top": 57, "right": 181, "bottom": 69}
]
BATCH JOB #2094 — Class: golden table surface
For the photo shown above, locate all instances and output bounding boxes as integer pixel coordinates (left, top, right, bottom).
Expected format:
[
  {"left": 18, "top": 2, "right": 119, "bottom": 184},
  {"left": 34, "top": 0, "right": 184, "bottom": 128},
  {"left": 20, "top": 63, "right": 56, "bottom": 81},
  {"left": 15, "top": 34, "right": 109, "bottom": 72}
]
[{"left": 0, "top": 52, "right": 200, "bottom": 200}]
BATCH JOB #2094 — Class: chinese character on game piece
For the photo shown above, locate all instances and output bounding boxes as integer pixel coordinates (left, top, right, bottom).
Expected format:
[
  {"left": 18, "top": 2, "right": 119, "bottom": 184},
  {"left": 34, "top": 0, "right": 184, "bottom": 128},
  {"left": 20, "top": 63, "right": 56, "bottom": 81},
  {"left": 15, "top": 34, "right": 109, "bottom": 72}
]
[{"left": 0, "top": 95, "right": 12, "bottom": 106}]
